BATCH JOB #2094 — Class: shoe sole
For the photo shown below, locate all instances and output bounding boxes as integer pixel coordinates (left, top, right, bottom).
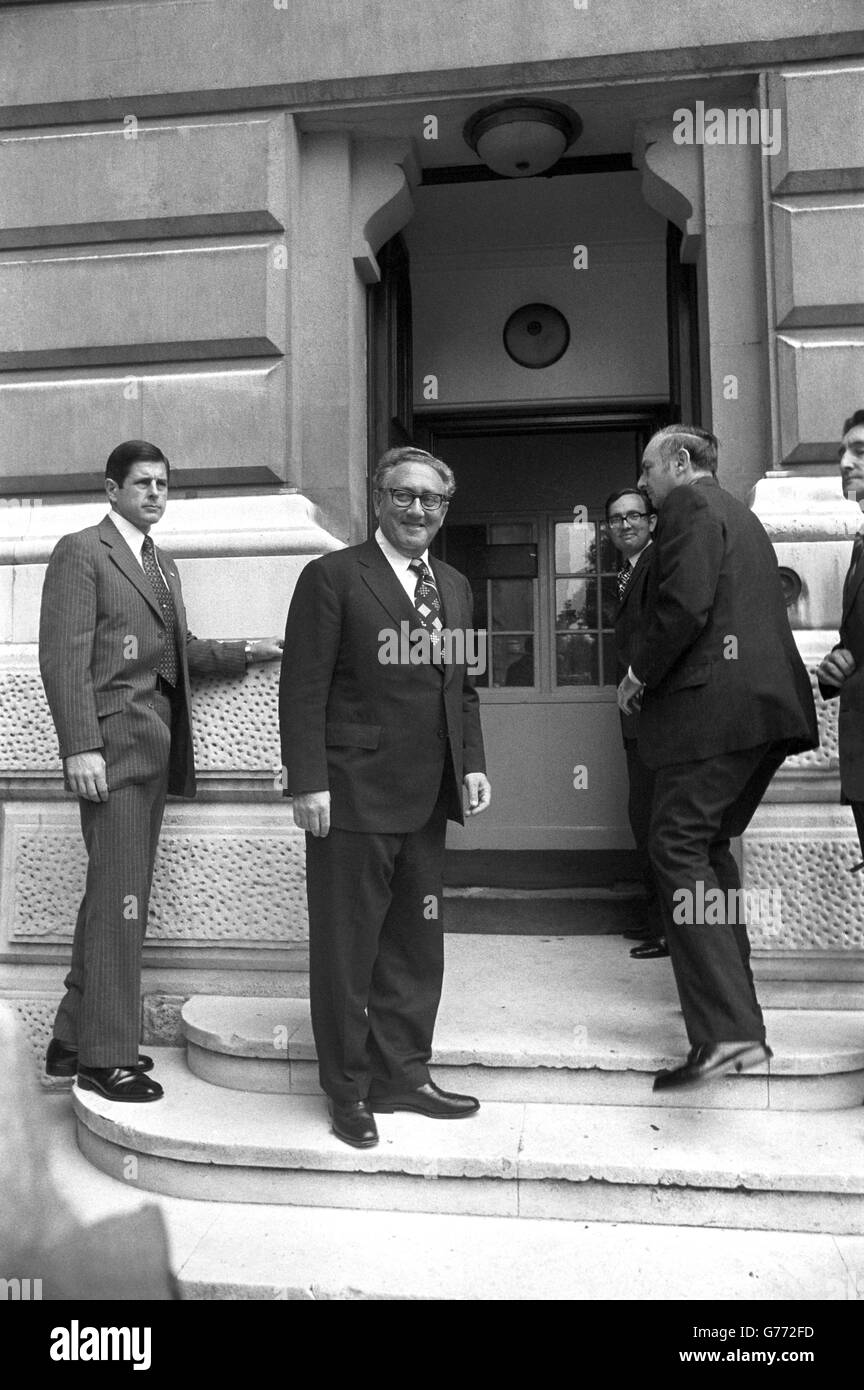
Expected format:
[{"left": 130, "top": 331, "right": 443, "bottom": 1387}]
[
  {"left": 369, "top": 1102, "right": 479, "bottom": 1118},
  {"left": 654, "top": 1045, "right": 772, "bottom": 1091},
  {"left": 76, "top": 1077, "right": 163, "bottom": 1103},
  {"left": 331, "top": 1128, "right": 378, "bottom": 1148}
]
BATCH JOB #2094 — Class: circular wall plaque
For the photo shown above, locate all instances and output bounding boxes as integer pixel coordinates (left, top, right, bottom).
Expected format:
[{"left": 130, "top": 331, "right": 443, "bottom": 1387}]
[{"left": 503, "top": 303, "right": 570, "bottom": 369}]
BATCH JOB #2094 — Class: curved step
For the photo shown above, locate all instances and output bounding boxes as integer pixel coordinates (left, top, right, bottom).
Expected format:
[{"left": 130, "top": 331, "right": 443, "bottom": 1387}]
[
  {"left": 73, "top": 1051, "right": 864, "bottom": 1233},
  {"left": 181, "top": 994, "right": 864, "bottom": 1110}
]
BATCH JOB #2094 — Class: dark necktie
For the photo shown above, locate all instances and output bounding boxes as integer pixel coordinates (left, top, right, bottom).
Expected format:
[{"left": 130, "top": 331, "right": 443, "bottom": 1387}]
[
  {"left": 617, "top": 562, "right": 632, "bottom": 600},
  {"left": 409, "top": 558, "right": 444, "bottom": 657},
  {"left": 141, "top": 536, "right": 179, "bottom": 687}
]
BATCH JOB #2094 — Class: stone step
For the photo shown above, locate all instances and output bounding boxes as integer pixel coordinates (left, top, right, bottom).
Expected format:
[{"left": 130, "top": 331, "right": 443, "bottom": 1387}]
[
  {"left": 72, "top": 1050, "right": 864, "bottom": 1234},
  {"left": 181, "top": 992, "right": 864, "bottom": 1110},
  {"left": 44, "top": 1094, "right": 863, "bottom": 1300}
]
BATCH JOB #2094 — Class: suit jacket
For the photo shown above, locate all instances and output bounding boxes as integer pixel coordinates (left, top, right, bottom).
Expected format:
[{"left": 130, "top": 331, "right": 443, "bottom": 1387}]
[
  {"left": 279, "top": 537, "right": 486, "bottom": 833},
  {"left": 39, "top": 515, "right": 245, "bottom": 798},
  {"left": 818, "top": 534, "right": 864, "bottom": 799},
  {"left": 614, "top": 542, "right": 654, "bottom": 742},
  {"left": 631, "top": 477, "right": 818, "bottom": 770}
]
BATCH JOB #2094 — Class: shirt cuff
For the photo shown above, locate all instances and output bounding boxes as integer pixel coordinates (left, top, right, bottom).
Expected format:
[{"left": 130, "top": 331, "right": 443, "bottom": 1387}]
[{"left": 627, "top": 666, "right": 644, "bottom": 686}]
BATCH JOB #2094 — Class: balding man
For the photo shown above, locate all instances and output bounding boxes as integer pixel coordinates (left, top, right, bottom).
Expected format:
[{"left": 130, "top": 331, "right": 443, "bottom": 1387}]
[
  {"left": 618, "top": 426, "right": 818, "bottom": 1090},
  {"left": 280, "top": 447, "right": 490, "bottom": 1147}
]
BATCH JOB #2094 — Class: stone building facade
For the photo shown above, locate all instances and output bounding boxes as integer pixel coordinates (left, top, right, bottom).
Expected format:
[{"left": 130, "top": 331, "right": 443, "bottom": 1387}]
[{"left": 1, "top": 2, "right": 863, "bottom": 1052}]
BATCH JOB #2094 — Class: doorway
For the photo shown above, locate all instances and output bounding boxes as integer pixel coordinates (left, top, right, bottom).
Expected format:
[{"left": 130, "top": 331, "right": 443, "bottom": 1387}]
[{"left": 417, "top": 410, "right": 666, "bottom": 853}]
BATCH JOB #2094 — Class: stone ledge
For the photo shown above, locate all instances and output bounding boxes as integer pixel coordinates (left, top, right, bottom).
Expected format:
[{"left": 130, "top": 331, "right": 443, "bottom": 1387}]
[{"left": 71, "top": 1052, "right": 864, "bottom": 1217}]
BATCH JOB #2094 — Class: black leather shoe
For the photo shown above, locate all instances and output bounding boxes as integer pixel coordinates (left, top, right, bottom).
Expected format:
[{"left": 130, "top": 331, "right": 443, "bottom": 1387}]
[
  {"left": 76, "top": 1065, "right": 163, "bottom": 1102},
  {"left": 369, "top": 1080, "right": 480, "bottom": 1118},
  {"left": 653, "top": 1042, "right": 773, "bottom": 1091},
  {"left": 45, "top": 1039, "right": 154, "bottom": 1077},
  {"left": 630, "top": 939, "right": 670, "bottom": 959},
  {"left": 329, "top": 1099, "right": 378, "bottom": 1148}
]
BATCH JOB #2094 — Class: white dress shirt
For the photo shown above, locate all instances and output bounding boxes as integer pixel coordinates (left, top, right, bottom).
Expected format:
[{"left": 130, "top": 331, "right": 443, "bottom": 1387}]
[
  {"left": 107, "top": 510, "right": 169, "bottom": 585},
  {"left": 374, "top": 526, "right": 430, "bottom": 605}
]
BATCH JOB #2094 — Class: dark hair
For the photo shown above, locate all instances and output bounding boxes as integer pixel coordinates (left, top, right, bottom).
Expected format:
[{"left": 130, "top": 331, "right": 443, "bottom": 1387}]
[
  {"left": 605, "top": 487, "right": 655, "bottom": 520},
  {"left": 105, "top": 440, "right": 170, "bottom": 487},
  {"left": 841, "top": 410, "right": 864, "bottom": 438},
  {"left": 654, "top": 424, "right": 718, "bottom": 475},
  {"left": 372, "top": 446, "right": 455, "bottom": 498}
]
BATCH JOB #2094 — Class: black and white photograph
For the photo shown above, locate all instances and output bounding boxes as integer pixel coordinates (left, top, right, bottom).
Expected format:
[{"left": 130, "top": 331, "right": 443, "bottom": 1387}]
[{"left": 0, "top": 0, "right": 862, "bottom": 1349}]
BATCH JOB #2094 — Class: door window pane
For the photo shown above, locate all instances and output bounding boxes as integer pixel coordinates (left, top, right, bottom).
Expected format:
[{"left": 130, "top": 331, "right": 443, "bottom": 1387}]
[
  {"left": 555, "top": 522, "right": 595, "bottom": 575},
  {"left": 491, "top": 579, "right": 533, "bottom": 632},
  {"left": 556, "top": 633, "right": 599, "bottom": 686},
  {"left": 493, "top": 636, "right": 534, "bottom": 687},
  {"left": 556, "top": 577, "right": 597, "bottom": 631}
]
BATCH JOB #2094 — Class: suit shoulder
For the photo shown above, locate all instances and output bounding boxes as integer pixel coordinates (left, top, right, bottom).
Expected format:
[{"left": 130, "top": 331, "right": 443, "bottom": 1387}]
[
  {"left": 48, "top": 525, "right": 103, "bottom": 559},
  {"left": 301, "top": 544, "right": 362, "bottom": 578}
]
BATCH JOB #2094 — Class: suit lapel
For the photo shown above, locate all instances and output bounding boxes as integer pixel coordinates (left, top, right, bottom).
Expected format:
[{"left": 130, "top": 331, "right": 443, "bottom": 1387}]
[
  {"left": 98, "top": 516, "right": 163, "bottom": 623},
  {"left": 358, "top": 538, "right": 422, "bottom": 629},
  {"left": 843, "top": 536, "right": 864, "bottom": 624}
]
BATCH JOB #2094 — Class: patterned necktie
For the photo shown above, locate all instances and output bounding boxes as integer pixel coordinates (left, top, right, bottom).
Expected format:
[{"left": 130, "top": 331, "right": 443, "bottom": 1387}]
[
  {"left": 617, "top": 562, "right": 632, "bottom": 600},
  {"left": 409, "top": 558, "right": 444, "bottom": 657},
  {"left": 141, "top": 535, "right": 179, "bottom": 687}
]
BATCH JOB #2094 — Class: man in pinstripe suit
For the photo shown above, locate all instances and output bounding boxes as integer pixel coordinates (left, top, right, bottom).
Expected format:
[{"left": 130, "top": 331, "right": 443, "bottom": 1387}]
[{"left": 39, "top": 440, "right": 282, "bottom": 1102}]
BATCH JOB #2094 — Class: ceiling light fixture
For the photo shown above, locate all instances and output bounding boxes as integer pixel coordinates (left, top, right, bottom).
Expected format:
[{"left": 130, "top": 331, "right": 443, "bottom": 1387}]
[{"left": 463, "top": 98, "right": 582, "bottom": 178}]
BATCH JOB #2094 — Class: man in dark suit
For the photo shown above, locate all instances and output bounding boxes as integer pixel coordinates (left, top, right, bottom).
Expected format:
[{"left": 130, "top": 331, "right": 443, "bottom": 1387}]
[
  {"left": 606, "top": 488, "right": 668, "bottom": 960},
  {"left": 39, "top": 440, "right": 282, "bottom": 1102},
  {"left": 617, "top": 426, "right": 818, "bottom": 1090},
  {"left": 279, "top": 446, "right": 490, "bottom": 1148},
  {"left": 817, "top": 410, "right": 864, "bottom": 848}
]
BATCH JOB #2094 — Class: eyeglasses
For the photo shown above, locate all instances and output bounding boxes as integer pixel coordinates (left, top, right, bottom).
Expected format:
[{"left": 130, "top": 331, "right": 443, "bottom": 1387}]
[
  {"left": 607, "top": 511, "right": 649, "bottom": 529},
  {"left": 385, "top": 489, "right": 447, "bottom": 512}
]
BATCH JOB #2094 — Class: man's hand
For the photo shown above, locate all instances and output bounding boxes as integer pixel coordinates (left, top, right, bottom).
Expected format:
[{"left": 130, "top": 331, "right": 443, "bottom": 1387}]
[
  {"left": 617, "top": 670, "right": 645, "bottom": 714},
  {"left": 464, "top": 772, "right": 491, "bottom": 816},
  {"left": 818, "top": 647, "right": 856, "bottom": 689},
  {"left": 247, "top": 638, "right": 284, "bottom": 663},
  {"left": 292, "top": 790, "right": 331, "bottom": 837},
  {"left": 65, "top": 750, "right": 109, "bottom": 803}
]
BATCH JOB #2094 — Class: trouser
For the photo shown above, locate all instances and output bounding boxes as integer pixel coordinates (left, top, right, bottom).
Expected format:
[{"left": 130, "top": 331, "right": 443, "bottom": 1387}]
[
  {"left": 623, "top": 735, "right": 662, "bottom": 937},
  {"left": 648, "top": 741, "right": 788, "bottom": 1047},
  {"left": 53, "top": 694, "right": 171, "bottom": 1067},
  {"left": 849, "top": 801, "right": 864, "bottom": 862},
  {"left": 304, "top": 784, "right": 450, "bottom": 1104}
]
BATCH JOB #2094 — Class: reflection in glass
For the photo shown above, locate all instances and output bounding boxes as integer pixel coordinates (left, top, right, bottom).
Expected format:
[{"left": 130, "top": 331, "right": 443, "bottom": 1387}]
[
  {"left": 555, "top": 522, "right": 594, "bottom": 575},
  {"left": 555, "top": 578, "right": 595, "bottom": 631},
  {"left": 493, "top": 635, "right": 534, "bottom": 688},
  {"left": 491, "top": 579, "right": 533, "bottom": 631},
  {"left": 556, "top": 633, "right": 598, "bottom": 686}
]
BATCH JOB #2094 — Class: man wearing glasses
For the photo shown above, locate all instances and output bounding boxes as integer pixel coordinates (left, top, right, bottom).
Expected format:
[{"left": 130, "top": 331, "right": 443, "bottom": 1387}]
[
  {"left": 606, "top": 488, "right": 668, "bottom": 961},
  {"left": 279, "top": 446, "right": 490, "bottom": 1147}
]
